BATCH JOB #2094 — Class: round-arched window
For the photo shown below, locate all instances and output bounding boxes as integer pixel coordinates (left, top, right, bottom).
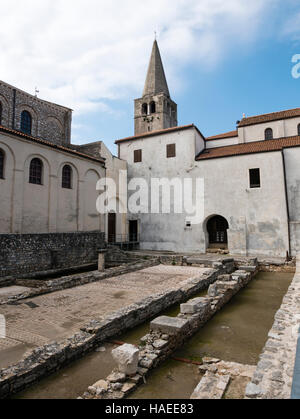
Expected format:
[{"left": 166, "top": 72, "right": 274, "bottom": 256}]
[
  {"left": 21, "top": 110, "right": 32, "bottom": 135},
  {"left": 62, "top": 165, "right": 72, "bottom": 189},
  {"left": 142, "top": 103, "right": 148, "bottom": 115},
  {"left": 29, "top": 158, "right": 43, "bottom": 185},
  {"left": 150, "top": 101, "right": 156, "bottom": 114},
  {"left": 265, "top": 128, "right": 273, "bottom": 140}
]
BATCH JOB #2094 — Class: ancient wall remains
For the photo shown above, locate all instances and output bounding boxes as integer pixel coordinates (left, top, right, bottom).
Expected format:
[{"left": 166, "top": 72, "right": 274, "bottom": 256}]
[{"left": 0, "top": 232, "right": 105, "bottom": 278}]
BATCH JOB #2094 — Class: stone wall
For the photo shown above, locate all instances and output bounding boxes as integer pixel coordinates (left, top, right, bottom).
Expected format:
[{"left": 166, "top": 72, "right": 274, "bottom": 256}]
[
  {"left": 0, "top": 232, "right": 105, "bottom": 278},
  {"left": 0, "top": 80, "right": 72, "bottom": 145},
  {"left": 0, "top": 265, "right": 223, "bottom": 398},
  {"left": 245, "top": 267, "right": 300, "bottom": 399},
  {"left": 82, "top": 262, "right": 258, "bottom": 399}
]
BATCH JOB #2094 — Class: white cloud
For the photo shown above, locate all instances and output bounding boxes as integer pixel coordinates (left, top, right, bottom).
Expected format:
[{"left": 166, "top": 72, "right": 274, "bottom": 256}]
[{"left": 0, "top": 0, "right": 278, "bottom": 121}]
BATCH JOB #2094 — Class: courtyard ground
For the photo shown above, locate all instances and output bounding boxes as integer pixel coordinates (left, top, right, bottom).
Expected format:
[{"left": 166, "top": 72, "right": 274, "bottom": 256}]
[{"left": 0, "top": 265, "right": 208, "bottom": 369}]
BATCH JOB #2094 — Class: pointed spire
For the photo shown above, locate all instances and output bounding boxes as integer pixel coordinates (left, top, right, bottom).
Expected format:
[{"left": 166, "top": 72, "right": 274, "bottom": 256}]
[{"left": 143, "top": 40, "right": 170, "bottom": 97}]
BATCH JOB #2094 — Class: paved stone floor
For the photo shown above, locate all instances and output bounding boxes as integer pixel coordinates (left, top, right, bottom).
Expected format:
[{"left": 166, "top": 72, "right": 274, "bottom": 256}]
[
  {"left": 0, "top": 265, "right": 208, "bottom": 369},
  {"left": 0, "top": 286, "right": 31, "bottom": 298}
]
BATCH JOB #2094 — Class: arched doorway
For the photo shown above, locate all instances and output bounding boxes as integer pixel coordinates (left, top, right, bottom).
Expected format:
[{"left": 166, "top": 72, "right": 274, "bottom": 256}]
[{"left": 207, "top": 215, "right": 229, "bottom": 249}]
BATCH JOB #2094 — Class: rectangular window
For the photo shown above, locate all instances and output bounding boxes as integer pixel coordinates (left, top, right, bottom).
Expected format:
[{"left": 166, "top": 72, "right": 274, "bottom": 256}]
[
  {"left": 167, "top": 144, "right": 176, "bottom": 158},
  {"left": 249, "top": 168, "right": 261, "bottom": 188},
  {"left": 134, "top": 149, "right": 142, "bottom": 163}
]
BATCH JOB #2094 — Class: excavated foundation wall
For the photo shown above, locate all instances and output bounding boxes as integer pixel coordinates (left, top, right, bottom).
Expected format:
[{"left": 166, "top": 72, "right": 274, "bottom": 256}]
[
  {"left": 245, "top": 264, "right": 300, "bottom": 399},
  {"left": 0, "top": 261, "right": 231, "bottom": 398},
  {"left": 82, "top": 262, "right": 258, "bottom": 400}
]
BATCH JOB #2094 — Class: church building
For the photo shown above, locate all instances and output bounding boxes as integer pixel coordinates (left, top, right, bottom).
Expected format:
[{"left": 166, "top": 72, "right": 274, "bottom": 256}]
[
  {"left": 0, "top": 80, "right": 126, "bottom": 240},
  {"left": 117, "top": 40, "right": 300, "bottom": 258}
]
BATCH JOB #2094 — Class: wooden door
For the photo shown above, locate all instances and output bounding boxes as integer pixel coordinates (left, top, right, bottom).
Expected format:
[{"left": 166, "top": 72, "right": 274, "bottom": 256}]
[{"left": 108, "top": 213, "right": 116, "bottom": 243}]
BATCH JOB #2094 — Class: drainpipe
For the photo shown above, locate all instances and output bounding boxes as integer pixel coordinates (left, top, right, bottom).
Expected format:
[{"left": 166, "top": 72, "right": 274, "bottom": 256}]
[
  {"left": 281, "top": 150, "right": 291, "bottom": 258},
  {"left": 12, "top": 89, "right": 16, "bottom": 129}
]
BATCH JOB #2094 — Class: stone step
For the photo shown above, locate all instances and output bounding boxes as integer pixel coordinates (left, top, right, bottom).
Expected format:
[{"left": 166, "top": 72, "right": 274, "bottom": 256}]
[
  {"left": 190, "top": 372, "right": 231, "bottom": 399},
  {"left": 150, "top": 316, "right": 189, "bottom": 335},
  {"left": 185, "top": 258, "right": 213, "bottom": 266}
]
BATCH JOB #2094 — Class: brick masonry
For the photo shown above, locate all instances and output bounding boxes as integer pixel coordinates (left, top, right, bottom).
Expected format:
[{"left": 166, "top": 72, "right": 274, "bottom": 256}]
[{"left": 0, "top": 232, "right": 105, "bottom": 278}]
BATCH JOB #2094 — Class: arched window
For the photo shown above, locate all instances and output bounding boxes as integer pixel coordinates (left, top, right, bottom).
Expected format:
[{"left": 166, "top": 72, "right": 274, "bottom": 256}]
[
  {"left": 142, "top": 103, "right": 148, "bottom": 115},
  {"left": 29, "top": 158, "right": 43, "bottom": 185},
  {"left": 298, "top": 124, "right": 300, "bottom": 136},
  {"left": 0, "top": 149, "right": 4, "bottom": 179},
  {"left": 62, "top": 165, "right": 72, "bottom": 189},
  {"left": 21, "top": 111, "right": 32, "bottom": 135},
  {"left": 0, "top": 102, "right": 2, "bottom": 125},
  {"left": 265, "top": 128, "right": 273, "bottom": 140},
  {"left": 150, "top": 101, "right": 156, "bottom": 114}
]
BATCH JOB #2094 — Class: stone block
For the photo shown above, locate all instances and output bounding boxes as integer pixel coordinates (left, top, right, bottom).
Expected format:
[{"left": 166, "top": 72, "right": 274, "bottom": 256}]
[
  {"left": 190, "top": 372, "right": 230, "bottom": 399},
  {"left": 212, "top": 262, "right": 223, "bottom": 269},
  {"left": 112, "top": 344, "right": 139, "bottom": 376},
  {"left": 245, "top": 383, "right": 265, "bottom": 398},
  {"left": 239, "top": 266, "right": 257, "bottom": 273},
  {"left": 107, "top": 372, "right": 126, "bottom": 383},
  {"left": 93, "top": 379, "right": 108, "bottom": 391},
  {"left": 186, "top": 258, "right": 212, "bottom": 266},
  {"left": 180, "top": 297, "right": 209, "bottom": 314},
  {"left": 152, "top": 339, "right": 168, "bottom": 349},
  {"left": 150, "top": 316, "right": 189, "bottom": 335}
]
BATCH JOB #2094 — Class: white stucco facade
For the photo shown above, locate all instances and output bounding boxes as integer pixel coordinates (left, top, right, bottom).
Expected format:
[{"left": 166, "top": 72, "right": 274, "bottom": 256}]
[
  {"left": 118, "top": 122, "right": 300, "bottom": 257},
  {"left": 238, "top": 116, "right": 300, "bottom": 143},
  {"left": 0, "top": 131, "right": 106, "bottom": 234}
]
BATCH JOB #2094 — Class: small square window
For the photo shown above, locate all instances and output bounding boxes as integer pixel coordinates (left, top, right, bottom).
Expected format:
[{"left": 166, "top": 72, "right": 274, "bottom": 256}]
[
  {"left": 167, "top": 144, "right": 176, "bottom": 158},
  {"left": 134, "top": 149, "right": 142, "bottom": 163},
  {"left": 249, "top": 168, "right": 261, "bottom": 188}
]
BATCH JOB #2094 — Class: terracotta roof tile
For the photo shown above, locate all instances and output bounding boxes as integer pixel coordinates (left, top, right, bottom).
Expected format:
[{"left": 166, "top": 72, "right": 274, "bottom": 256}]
[
  {"left": 115, "top": 124, "right": 204, "bottom": 144},
  {"left": 196, "top": 135, "right": 300, "bottom": 161},
  {"left": 206, "top": 130, "right": 238, "bottom": 140},
  {"left": 0, "top": 125, "right": 105, "bottom": 165},
  {"left": 238, "top": 108, "right": 300, "bottom": 127}
]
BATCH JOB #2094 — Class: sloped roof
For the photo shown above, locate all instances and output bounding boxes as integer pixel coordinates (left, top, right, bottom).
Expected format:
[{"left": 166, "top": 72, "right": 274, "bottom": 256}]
[
  {"left": 206, "top": 130, "right": 238, "bottom": 141},
  {"left": 238, "top": 108, "right": 300, "bottom": 127},
  {"left": 0, "top": 125, "right": 105, "bottom": 165},
  {"left": 196, "top": 135, "right": 300, "bottom": 161},
  {"left": 115, "top": 124, "right": 204, "bottom": 144}
]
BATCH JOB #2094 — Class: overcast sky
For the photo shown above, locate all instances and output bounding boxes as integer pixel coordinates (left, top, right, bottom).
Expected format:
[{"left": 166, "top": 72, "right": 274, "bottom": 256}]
[{"left": 1, "top": 0, "right": 300, "bottom": 153}]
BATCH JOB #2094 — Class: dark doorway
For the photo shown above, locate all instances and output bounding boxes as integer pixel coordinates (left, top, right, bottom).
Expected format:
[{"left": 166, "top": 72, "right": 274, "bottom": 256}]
[
  {"left": 129, "top": 220, "right": 138, "bottom": 242},
  {"left": 108, "top": 213, "right": 116, "bottom": 243},
  {"left": 207, "top": 216, "right": 229, "bottom": 248}
]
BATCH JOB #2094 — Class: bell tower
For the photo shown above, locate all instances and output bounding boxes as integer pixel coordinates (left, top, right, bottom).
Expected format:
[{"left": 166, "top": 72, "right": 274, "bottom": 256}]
[{"left": 134, "top": 40, "right": 178, "bottom": 135}]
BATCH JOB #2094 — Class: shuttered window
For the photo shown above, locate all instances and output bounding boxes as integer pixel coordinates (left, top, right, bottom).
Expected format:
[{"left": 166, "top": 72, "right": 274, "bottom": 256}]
[
  {"left": 134, "top": 149, "right": 142, "bottom": 163},
  {"left": 249, "top": 168, "right": 261, "bottom": 188},
  {"left": 167, "top": 144, "right": 176, "bottom": 158}
]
